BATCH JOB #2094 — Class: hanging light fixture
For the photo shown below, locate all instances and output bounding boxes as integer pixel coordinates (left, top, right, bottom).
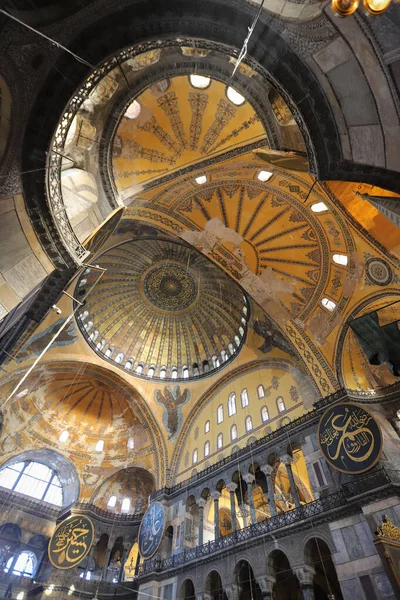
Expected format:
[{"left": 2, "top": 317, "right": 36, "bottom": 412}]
[{"left": 330, "top": 0, "right": 393, "bottom": 16}]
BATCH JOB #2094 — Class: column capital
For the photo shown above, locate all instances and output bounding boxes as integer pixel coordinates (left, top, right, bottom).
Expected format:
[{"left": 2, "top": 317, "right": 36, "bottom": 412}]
[
  {"left": 226, "top": 482, "right": 237, "bottom": 493},
  {"left": 260, "top": 464, "right": 274, "bottom": 476},
  {"left": 211, "top": 491, "right": 221, "bottom": 500},
  {"left": 258, "top": 575, "right": 275, "bottom": 593},
  {"left": 281, "top": 454, "right": 293, "bottom": 466},
  {"left": 243, "top": 473, "right": 255, "bottom": 485},
  {"left": 238, "top": 503, "right": 250, "bottom": 518},
  {"left": 198, "top": 498, "right": 207, "bottom": 508},
  {"left": 294, "top": 565, "right": 315, "bottom": 586}
]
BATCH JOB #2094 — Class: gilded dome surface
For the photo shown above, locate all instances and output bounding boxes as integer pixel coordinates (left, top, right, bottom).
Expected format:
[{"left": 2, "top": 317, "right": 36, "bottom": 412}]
[{"left": 76, "top": 238, "right": 248, "bottom": 379}]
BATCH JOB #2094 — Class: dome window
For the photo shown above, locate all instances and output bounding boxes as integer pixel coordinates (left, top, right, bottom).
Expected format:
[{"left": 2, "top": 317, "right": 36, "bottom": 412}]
[
  {"left": 107, "top": 495, "right": 117, "bottom": 508},
  {"left": 212, "top": 355, "right": 220, "bottom": 368},
  {"left": 227, "top": 86, "right": 245, "bottom": 106},
  {"left": 192, "top": 449, "right": 198, "bottom": 464},
  {"left": 105, "top": 347, "right": 114, "bottom": 358},
  {"left": 148, "top": 366, "right": 155, "bottom": 378},
  {"left": 261, "top": 406, "right": 269, "bottom": 422},
  {"left": 204, "top": 420, "right": 210, "bottom": 434},
  {"left": 135, "top": 364, "right": 143, "bottom": 375},
  {"left": 125, "top": 100, "right": 141, "bottom": 119},
  {"left": 203, "top": 360, "right": 210, "bottom": 373},
  {"left": 228, "top": 343, "right": 235, "bottom": 355},
  {"left": 171, "top": 367, "right": 178, "bottom": 379},
  {"left": 115, "top": 352, "right": 124, "bottom": 364},
  {"left": 195, "top": 174, "right": 207, "bottom": 185},
  {"left": 257, "top": 170, "right": 273, "bottom": 182},
  {"left": 221, "top": 350, "right": 228, "bottom": 362},
  {"left": 311, "top": 202, "right": 328, "bottom": 213},
  {"left": 234, "top": 335, "right": 240, "bottom": 347},
  {"left": 193, "top": 363, "right": 200, "bottom": 376},
  {"left": 0, "top": 461, "right": 63, "bottom": 507},
  {"left": 257, "top": 385, "right": 265, "bottom": 398},
  {"left": 277, "top": 397, "right": 286, "bottom": 413},
  {"left": 125, "top": 360, "right": 133, "bottom": 371},
  {"left": 59, "top": 431, "right": 69, "bottom": 443},
  {"left": 241, "top": 388, "right": 249, "bottom": 408},
  {"left": 204, "top": 441, "right": 210, "bottom": 457},
  {"left": 127, "top": 437, "right": 134, "bottom": 450},
  {"left": 217, "top": 404, "right": 224, "bottom": 424},
  {"left": 217, "top": 432, "right": 223, "bottom": 449},
  {"left": 228, "top": 393, "right": 237, "bottom": 416},
  {"left": 333, "top": 253, "right": 348, "bottom": 266},
  {"left": 121, "top": 497, "right": 131, "bottom": 513},
  {"left": 95, "top": 440, "right": 104, "bottom": 452},
  {"left": 182, "top": 365, "right": 189, "bottom": 379},
  {"left": 160, "top": 366, "right": 166, "bottom": 379},
  {"left": 190, "top": 74, "right": 211, "bottom": 89},
  {"left": 321, "top": 297, "right": 337, "bottom": 312}
]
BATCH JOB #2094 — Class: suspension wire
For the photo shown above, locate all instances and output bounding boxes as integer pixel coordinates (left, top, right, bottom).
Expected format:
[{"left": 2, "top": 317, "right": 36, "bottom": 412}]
[{"left": 229, "top": 0, "right": 265, "bottom": 84}]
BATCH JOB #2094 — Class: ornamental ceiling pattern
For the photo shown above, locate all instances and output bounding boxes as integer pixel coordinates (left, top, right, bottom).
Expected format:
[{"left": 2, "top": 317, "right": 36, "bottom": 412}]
[
  {"left": 112, "top": 75, "right": 267, "bottom": 192},
  {"left": 76, "top": 238, "right": 248, "bottom": 379}
]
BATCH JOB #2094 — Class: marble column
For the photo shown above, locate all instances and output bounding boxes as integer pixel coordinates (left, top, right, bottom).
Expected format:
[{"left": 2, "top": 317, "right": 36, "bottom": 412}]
[
  {"left": 226, "top": 483, "right": 238, "bottom": 532},
  {"left": 258, "top": 575, "right": 275, "bottom": 599},
  {"left": 84, "top": 536, "right": 99, "bottom": 579},
  {"left": 283, "top": 455, "right": 301, "bottom": 508},
  {"left": 295, "top": 565, "right": 316, "bottom": 600},
  {"left": 243, "top": 474, "right": 256, "bottom": 525},
  {"left": 211, "top": 492, "right": 221, "bottom": 539},
  {"left": 261, "top": 465, "right": 277, "bottom": 516},
  {"left": 238, "top": 503, "right": 250, "bottom": 528},
  {"left": 118, "top": 543, "right": 130, "bottom": 583},
  {"left": 101, "top": 545, "right": 113, "bottom": 581},
  {"left": 198, "top": 498, "right": 206, "bottom": 546}
]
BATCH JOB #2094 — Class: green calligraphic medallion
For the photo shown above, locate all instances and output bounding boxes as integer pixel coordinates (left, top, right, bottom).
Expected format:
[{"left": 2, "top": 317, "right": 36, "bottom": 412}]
[
  {"left": 138, "top": 502, "right": 165, "bottom": 560},
  {"left": 318, "top": 402, "right": 382, "bottom": 474},
  {"left": 48, "top": 514, "right": 94, "bottom": 570}
]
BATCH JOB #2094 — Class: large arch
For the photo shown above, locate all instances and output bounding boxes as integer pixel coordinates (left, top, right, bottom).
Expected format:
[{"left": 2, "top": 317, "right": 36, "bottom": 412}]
[
  {"left": 268, "top": 549, "right": 301, "bottom": 600},
  {"left": 0, "top": 448, "right": 79, "bottom": 508},
  {"left": 304, "top": 537, "right": 343, "bottom": 600}
]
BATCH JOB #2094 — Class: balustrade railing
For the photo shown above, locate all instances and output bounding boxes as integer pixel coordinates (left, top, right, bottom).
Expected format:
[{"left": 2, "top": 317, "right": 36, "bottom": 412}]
[{"left": 142, "top": 468, "right": 399, "bottom": 576}]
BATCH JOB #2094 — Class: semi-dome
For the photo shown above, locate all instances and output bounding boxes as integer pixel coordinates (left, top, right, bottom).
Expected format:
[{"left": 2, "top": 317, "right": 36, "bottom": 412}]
[{"left": 76, "top": 238, "right": 249, "bottom": 380}]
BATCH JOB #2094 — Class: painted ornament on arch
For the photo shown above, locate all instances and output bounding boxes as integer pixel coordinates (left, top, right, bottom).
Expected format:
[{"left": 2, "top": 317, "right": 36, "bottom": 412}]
[{"left": 154, "top": 385, "right": 190, "bottom": 441}]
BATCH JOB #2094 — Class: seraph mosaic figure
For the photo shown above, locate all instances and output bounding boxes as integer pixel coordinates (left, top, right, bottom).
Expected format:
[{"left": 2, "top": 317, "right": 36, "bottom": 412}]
[{"left": 154, "top": 385, "right": 190, "bottom": 441}]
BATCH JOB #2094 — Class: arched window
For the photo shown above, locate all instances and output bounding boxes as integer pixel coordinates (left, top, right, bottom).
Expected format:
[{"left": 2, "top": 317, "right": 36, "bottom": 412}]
[
  {"left": 6, "top": 551, "right": 37, "bottom": 578},
  {"left": 115, "top": 352, "right": 124, "bottom": 364},
  {"left": 148, "top": 365, "right": 155, "bottom": 378},
  {"left": 107, "top": 495, "right": 117, "bottom": 508},
  {"left": 212, "top": 355, "right": 220, "bottom": 368},
  {"left": 277, "top": 397, "right": 286, "bottom": 412},
  {"left": 84, "top": 320, "right": 93, "bottom": 332},
  {"left": 204, "top": 441, "right": 210, "bottom": 457},
  {"left": 182, "top": 365, "right": 189, "bottom": 379},
  {"left": 135, "top": 364, "right": 143, "bottom": 375},
  {"left": 125, "top": 360, "right": 133, "bottom": 371},
  {"left": 243, "top": 306, "right": 248, "bottom": 316},
  {"left": 321, "top": 297, "right": 337, "bottom": 311},
  {"left": 221, "top": 350, "right": 228, "bottom": 362},
  {"left": 59, "top": 430, "right": 69, "bottom": 443},
  {"left": 96, "top": 339, "right": 106, "bottom": 351},
  {"left": 310, "top": 201, "right": 328, "bottom": 213},
  {"left": 203, "top": 360, "right": 210, "bottom": 373},
  {"left": 190, "top": 74, "right": 211, "bottom": 89},
  {"left": 105, "top": 346, "right": 114, "bottom": 358},
  {"left": 231, "top": 424, "right": 238, "bottom": 441},
  {"left": 95, "top": 440, "right": 104, "bottom": 452},
  {"left": 227, "top": 86, "right": 245, "bottom": 106},
  {"left": 171, "top": 367, "right": 178, "bottom": 379},
  {"left": 261, "top": 406, "right": 269, "bottom": 422},
  {"left": 0, "top": 461, "right": 63, "bottom": 506},
  {"left": 241, "top": 317, "right": 246, "bottom": 327},
  {"left": 241, "top": 388, "right": 249, "bottom": 408},
  {"left": 234, "top": 335, "right": 240, "bottom": 347},
  {"left": 239, "top": 326, "right": 244, "bottom": 337},
  {"left": 332, "top": 253, "right": 348, "bottom": 266},
  {"left": 245, "top": 416, "right": 253, "bottom": 432},
  {"left": 89, "top": 330, "right": 99, "bottom": 342},
  {"left": 257, "top": 385, "right": 265, "bottom": 399},
  {"left": 121, "top": 498, "right": 131, "bottom": 513},
  {"left": 228, "top": 343, "right": 235, "bottom": 355},
  {"left": 80, "top": 310, "right": 89, "bottom": 322},
  {"left": 193, "top": 363, "right": 200, "bottom": 376},
  {"left": 192, "top": 449, "right": 198, "bottom": 464},
  {"left": 217, "top": 433, "right": 223, "bottom": 449},
  {"left": 160, "top": 367, "right": 166, "bottom": 379},
  {"left": 228, "top": 393, "right": 237, "bottom": 416},
  {"left": 127, "top": 437, "right": 134, "bottom": 450},
  {"left": 217, "top": 404, "right": 224, "bottom": 424},
  {"left": 204, "top": 420, "right": 210, "bottom": 434}
]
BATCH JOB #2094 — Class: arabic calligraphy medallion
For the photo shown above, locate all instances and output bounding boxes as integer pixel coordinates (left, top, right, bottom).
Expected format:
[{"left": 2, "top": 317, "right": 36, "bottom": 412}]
[
  {"left": 318, "top": 402, "right": 382, "bottom": 474},
  {"left": 138, "top": 502, "right": 165, "bottom": 560},
  {"left": 48, "top": 515, "right": 94, "bottom": 570}
]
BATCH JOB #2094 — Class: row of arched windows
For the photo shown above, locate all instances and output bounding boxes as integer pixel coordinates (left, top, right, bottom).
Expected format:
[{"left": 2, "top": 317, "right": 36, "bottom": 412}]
[
  {"left": 107, "top": 495, "right": 131, "bottom": 512},
  {"left": 214, "top": 388, "right": 286, "bottom": 425},
  {"left": 194, "top": 405, "right": 278, "bottom": 464}
]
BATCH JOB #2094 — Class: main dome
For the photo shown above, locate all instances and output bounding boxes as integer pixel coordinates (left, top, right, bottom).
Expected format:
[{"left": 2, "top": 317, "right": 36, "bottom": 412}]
[{"left": 76, "top": 238, "right": 248, "bottom": 380}]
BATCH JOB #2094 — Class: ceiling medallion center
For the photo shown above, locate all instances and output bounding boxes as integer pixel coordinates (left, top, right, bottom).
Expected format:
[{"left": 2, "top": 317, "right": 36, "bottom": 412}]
[{"left": 144, "top": 264, "right": 198, "bottom": 311}]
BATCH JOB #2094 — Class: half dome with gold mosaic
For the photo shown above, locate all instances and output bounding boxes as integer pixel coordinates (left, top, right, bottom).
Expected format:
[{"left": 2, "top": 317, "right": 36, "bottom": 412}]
[{"left": 76, "top": 238, "right": 249, "bottom": 380}]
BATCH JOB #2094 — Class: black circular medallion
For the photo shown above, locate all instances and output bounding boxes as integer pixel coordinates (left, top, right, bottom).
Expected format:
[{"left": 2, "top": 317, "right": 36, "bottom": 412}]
[{"left": 48, "top": 515, "right": 94, "bottom": 570}]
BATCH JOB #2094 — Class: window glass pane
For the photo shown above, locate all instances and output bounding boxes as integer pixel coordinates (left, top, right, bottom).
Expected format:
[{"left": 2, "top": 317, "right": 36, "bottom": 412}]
[
  {"left": 23, "top": 462, "right": 52, "bottom": 482},
  {"left": 8, "top": 552, "right": 36, "bottom": 577},
  {"left": 44, "top": 484, "right": 63, "bottom": 506},
  {"left": 231, "top": 425, "right": 238, "bottom": 441},
  {"left": 15, "top": 474, "right": 47, "bottom": 500},
  {"left": 241, "top": 389, "right": 249, "bottom": 407},
  {"left": 204, "top": 420, "right": 210, "bottom": 433},
  {"left": 257, "top": 385, "right": 265, "bottom": 399},
  {"left": 108, "top": 495, "right": 117, "bottom": 508},
  {"left": 0, "top": 467, "right": 21, "bottom": 490},
  {"left": 121, "top": 498, "right": 130, "bottom": 512}
]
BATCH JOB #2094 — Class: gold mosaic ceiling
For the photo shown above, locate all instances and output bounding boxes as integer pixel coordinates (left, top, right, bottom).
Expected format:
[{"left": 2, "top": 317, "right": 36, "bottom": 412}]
[
  {"left": 76, "top": 238, "right": 248, "bottom": 379},
  {"left": 112, "top": 74, "right": 267, "bottom": 193}
]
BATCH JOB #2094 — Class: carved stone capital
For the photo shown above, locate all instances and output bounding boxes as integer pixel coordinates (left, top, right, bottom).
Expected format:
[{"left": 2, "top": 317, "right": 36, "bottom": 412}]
[
  {"left": 226, "top": 482, "right": 237, "bottom": 493},
  {"left": 243, "top": 473, "right": 255, "bottom": 485},
  {"left": 211, "top": 491, "right": 221, "bottom": 501},
  {"left": 260, "top": 464, "right": 274, "bottom": 476},
  {"left": 294, "top": 565, "right": 315, "bottom": 586},
  {"left": 198, "top": 498, "right": 207, "bottom": 509}
]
